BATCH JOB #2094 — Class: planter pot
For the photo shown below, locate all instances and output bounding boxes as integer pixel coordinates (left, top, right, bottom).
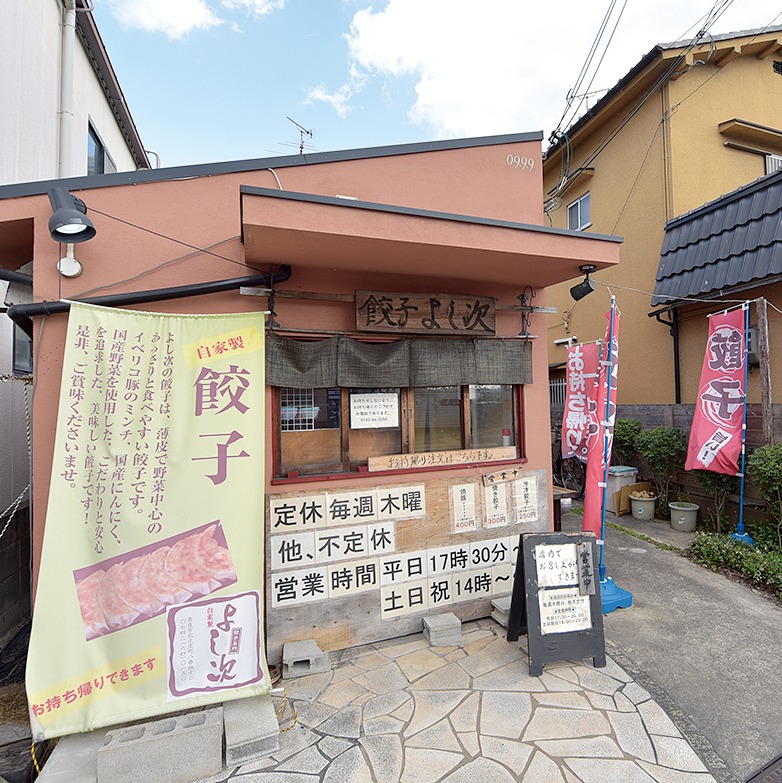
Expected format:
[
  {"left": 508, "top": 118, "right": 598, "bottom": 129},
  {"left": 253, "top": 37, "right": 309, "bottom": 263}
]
[
  {"left": 669, "top": 502, "right": 699, "bottom": 532},
  {"left": 630, "top": 495, "right": 656, "bottom": 520}
]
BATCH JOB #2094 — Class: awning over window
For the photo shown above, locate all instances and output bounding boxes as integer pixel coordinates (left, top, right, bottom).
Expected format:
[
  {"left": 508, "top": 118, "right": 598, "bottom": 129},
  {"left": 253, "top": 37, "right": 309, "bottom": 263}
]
[{"left": 267, "top": 332, "right": 533, "bottom": 388}]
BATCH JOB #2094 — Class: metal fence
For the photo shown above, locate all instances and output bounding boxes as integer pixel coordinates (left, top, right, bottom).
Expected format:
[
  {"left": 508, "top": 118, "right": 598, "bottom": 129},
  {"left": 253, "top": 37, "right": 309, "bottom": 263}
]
[{"left": 549, "top": 378, "right": 567, "bottom": 407}]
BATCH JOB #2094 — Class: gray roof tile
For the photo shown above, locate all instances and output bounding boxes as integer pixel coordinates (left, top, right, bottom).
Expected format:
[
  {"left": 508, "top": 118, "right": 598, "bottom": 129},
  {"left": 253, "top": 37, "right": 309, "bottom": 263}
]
[{"left": 653, "top": 169, "right": 782, "bottom": 305}]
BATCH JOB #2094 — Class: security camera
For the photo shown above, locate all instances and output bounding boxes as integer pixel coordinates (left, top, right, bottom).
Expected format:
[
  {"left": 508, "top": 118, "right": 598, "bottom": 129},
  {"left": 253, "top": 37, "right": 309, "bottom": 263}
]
[{"left": 553, "top": 336, "right": 577, "bottom": 346}]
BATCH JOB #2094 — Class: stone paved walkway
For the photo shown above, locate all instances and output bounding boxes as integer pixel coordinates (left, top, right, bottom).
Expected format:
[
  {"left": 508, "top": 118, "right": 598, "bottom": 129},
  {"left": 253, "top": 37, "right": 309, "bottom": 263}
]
[{"left": 212, "top": 619, "right": 716, "bottom": 783}]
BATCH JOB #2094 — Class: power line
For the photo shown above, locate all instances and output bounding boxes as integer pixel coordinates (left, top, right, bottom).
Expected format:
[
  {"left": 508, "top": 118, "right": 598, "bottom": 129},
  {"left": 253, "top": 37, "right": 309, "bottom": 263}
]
[{"left": 546, "top": 0, "right": 738, "bottom": 206}]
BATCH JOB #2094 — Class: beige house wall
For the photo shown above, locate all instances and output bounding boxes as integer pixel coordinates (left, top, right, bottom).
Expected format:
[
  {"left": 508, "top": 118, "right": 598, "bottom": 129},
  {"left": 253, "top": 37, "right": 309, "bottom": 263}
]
[{"left": 544, "top": 31, "right": 782, "bottom": 405}]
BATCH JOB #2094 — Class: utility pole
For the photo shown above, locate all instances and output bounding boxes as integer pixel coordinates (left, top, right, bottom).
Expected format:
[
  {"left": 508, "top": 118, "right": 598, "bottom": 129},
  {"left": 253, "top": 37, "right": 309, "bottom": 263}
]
[{"left": 756, "top": 297, "right": 774, "bottom": 444}]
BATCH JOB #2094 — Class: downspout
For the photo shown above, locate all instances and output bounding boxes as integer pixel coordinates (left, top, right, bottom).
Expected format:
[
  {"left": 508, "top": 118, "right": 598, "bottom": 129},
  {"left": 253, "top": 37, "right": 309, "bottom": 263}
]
[
  {"left": 59, "top": 0, "right": 77, "bottom": 178},
  {"left": 7, "top": 266, "right": 292, "bottom": 338},
  {"left": 649, "top": 307, "right": 681, "bottom": 403},
  {"left": 0, "top": 269, "right": 34, "bottom": 287}
]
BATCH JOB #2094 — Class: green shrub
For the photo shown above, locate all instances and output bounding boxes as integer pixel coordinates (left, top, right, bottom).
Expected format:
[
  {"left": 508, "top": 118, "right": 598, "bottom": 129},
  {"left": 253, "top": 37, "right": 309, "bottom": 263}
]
[
  {"left": 612, "top": 419, "right": 641, "bottom": 466},
  {"left": 635, "top": 426, "right": 687, "bottom": 518},
  {"left": 687, "top": 532, "right": 782, "bottom": 599},
  {"left": 693, "top": 469, "right": 740, "bottom": 534},
  {"left": 747, "top": 444, "right": 782, "bottom": 550}
]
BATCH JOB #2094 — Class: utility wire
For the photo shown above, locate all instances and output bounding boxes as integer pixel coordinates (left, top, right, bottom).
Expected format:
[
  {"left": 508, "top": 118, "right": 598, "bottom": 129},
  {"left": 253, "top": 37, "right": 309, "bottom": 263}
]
[
  {"left": 71, "top": 236, "right": 243, "bottom": 299},
  {"left": 551, "top": 0, "right": 628, "bottom": 140},
  {"left": 88, "top": 207, "right": 248, "bottom": 270},
  {"left": 546, "top": 0, "right": 738, "bottom": 206},
  {"left": 590, "top": 278, "right": 782, "bottom": 315}
]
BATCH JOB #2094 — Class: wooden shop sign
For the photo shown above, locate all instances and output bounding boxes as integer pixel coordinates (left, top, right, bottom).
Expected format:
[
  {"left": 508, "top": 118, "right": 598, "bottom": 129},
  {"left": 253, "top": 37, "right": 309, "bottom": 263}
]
[{"left": 355, "top": 290, "right": 496, "bottom": 335}]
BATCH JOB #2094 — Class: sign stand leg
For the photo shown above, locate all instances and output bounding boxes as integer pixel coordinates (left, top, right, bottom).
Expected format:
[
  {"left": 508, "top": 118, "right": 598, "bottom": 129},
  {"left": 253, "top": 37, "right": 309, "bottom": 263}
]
[{"left": 506, "top": 539, "right": 527, "bottom": 642}]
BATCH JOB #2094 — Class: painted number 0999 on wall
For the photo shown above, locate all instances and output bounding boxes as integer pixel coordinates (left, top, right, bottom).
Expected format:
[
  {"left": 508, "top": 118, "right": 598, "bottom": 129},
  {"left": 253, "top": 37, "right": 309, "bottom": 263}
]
[{"left": 507, "top": 154, "right": 534, "bottom": 171}]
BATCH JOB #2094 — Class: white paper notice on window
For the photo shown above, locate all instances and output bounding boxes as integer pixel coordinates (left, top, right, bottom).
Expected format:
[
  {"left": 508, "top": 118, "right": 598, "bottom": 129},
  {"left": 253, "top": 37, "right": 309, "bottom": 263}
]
[
  {"left": 538, "top": 587, "right": 591, "bottom": 635},
  {"left": 450, "top": 484, "right": 479, "bottom": 532},
  {"left": 534, "top": 543, "right": 578, "bottom": 587},
  {"left": 350, "top": 393, "right": 399, "bottom": 429},
  {"left": 513, "top": 477, "right": 538, "bottom": 523}
]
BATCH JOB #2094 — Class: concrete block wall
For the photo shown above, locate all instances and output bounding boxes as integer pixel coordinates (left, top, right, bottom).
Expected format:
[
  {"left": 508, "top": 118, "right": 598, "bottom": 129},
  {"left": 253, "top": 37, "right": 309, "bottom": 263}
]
[{"left": 0, "top": 504, "right": 30, "bottom": 640}]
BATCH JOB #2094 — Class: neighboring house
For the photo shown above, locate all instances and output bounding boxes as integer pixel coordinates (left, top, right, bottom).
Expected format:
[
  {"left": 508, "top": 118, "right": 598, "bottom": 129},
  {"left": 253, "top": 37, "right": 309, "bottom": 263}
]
[
  {"left": 2, "top": 0, "right": 148, "bottom": 183},
  {"left": 0, "top": 0, "right": 148, "bottom": 641},
  {"left": 653, "top": 167, "right": 782, "bottom": 408},
  {"left": 0, "top": 132, "right": 620, "bottom": 662},
  {"left": 543, "top": 26, "right": 782, "bottom": 406}
]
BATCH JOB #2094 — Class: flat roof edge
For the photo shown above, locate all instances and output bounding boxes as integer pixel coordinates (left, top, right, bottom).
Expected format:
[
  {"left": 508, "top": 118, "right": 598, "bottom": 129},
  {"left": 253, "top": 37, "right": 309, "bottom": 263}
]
[
  {"left": 240, "top": 185, "right": 624, "bottom": 244},
  {"left": 0, "top": 132, "right": 543, "bottom": 202}
]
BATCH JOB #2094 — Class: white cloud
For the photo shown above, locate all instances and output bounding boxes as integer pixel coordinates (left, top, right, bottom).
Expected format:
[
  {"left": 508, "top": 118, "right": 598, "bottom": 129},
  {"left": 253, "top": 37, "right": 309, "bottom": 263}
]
[
  {"left": 106, "top": 0, "right": 286, "bottom": 39},
  {"left": 221, "top": 0, "right": 286, "bottom": 17},
  {"left": 305, "top": 85, "right": 352, "bottom": 118},
  {"left": 106, "top": 0, "right": 221, "bottom": 39},
  {"left": 335, "top": 0, "right": 782, "bottom": 139}
]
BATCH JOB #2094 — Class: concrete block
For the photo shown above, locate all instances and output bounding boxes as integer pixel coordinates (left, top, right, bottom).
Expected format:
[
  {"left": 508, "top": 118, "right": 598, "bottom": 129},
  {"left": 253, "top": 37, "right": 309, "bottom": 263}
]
[
  {"left": 423, "top": 613, "right": 463, "bottom": 646},
  {"left": 282, "top": 639, "right": 331, "bottom": 678},
  {"left": 96, "top": 707, "right": 223, "bottom": 783},
  {"left": 37, "top": 728, "right": 108, "bottom": 783},
  {"left": 224, "top": 693, "right": 280, "bottom": 765},
  {"left": 491, "top": 596, "right": 511, "bottom": 627}
]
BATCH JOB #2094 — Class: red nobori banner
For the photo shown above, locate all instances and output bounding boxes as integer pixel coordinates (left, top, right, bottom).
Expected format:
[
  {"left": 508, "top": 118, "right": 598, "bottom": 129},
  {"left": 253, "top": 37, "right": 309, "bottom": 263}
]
[
  {"left": 583, "top": 305, "right": 620, "bottom": 538},
  {"left": 685, "top": 307, "right": 746, "bottom": 475},
  {"left": 561, "top": 342, "right": 600, "bottom": 462}
]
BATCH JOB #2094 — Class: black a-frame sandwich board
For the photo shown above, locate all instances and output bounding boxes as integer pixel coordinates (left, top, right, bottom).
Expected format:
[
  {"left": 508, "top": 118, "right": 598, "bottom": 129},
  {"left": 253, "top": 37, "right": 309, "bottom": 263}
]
[{"left": 506, "top": 531, "right": 606, "bottom": 676}]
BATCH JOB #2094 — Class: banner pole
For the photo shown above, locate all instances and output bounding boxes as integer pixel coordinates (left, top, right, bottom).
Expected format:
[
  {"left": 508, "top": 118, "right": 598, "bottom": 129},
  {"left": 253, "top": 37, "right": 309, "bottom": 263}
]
[
  {"left": 731, "top": 301, "right": 754, "bottom": 545},
  {"left": 598, "top": 296, "right": 632, "bottom": 612},
  {"left": 598, "top": 300, "right": 615, "bottom": 582}
]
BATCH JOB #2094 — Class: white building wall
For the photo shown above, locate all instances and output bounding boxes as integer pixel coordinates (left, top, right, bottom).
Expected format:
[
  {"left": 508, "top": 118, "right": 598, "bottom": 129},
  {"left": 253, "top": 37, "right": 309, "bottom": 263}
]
[
  {"left": 1, "top": 0, "right": 141, "bottom": 185},
  {"left": 1, "top": 0, "right": 62, "bottom": 184}
]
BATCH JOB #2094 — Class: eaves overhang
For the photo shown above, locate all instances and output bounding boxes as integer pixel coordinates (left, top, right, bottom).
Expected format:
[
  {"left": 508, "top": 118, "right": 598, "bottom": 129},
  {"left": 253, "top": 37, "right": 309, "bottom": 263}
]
[{"left": 240, "top": 187, "right": 622, "bottom": 288}]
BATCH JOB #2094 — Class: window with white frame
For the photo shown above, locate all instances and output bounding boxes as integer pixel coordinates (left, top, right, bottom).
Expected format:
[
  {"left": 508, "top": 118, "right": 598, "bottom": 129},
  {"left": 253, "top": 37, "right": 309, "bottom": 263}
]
[
  {"left": 567, "top": 192, "right": 591, "bottom": 231},
  {"left": 766, "top": 154, "right": 782, "bottom": 175}
]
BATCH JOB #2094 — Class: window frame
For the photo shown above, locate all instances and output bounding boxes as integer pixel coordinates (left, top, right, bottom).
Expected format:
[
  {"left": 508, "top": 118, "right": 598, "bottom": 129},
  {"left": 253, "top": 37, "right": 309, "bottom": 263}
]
[
  {"left": 12, "top": 324, "right": 33, "bottom": 375},
  {"left": 87, "top": 121, "right": 116, "bottom": 176},
  {"left": 272, "top": 384, "right": 525, "bottom": 481},
  {"left": 567, "top": 192, "right": 591, "bottom": 231}
]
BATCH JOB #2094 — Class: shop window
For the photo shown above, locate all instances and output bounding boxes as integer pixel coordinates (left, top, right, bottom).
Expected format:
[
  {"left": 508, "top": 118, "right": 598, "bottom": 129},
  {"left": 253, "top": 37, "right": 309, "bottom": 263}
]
[
  {"left": 567, "top": 192, "right": 591, "bottom": 231},
  {"left": 276, "top": 384, "right": 518, "bottom": 477}
]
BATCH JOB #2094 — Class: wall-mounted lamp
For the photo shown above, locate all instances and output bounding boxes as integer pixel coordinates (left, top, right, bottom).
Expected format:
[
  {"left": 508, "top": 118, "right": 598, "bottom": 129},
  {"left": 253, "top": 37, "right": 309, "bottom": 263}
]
[
  {"left": 569, "top": 264, "right": 597, "bottom": 301},
  {"left": 47, "top": 187, "right": 96, "bottom": 244}
]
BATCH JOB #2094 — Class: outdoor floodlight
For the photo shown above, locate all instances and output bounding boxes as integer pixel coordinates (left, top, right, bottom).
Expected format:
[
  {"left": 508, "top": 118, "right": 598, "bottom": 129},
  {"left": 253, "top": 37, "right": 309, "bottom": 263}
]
[
  {"left": 47, "top": 187, "right": 96, "bottom": 244},
  {"left": 570, "top": 264, "right": 597, "bottom": 301}
]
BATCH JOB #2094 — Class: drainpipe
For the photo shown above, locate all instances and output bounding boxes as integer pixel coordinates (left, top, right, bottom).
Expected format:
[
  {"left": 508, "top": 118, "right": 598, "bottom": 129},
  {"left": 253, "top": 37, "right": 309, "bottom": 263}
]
[
  {"left": 59, "top": 0, "right": 77, "bottom": 179},
  {"left": 0, "top": 269, "right": 34, "bottom": 287},
  {"left": 649, "top": 307, "right": 681, "bottom": 403},
  {"left": 7, "top": 266, "right": 292, "bottom": 338},
  {"left": 672, "top": 308, "right": 681, "bottom": 404}
]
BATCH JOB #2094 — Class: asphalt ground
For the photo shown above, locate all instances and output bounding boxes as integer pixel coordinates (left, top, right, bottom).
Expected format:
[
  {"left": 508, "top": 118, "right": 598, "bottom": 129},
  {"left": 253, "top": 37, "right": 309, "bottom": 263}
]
[{"left": 562, "top": 509, "right": 782, "bottom": 783}]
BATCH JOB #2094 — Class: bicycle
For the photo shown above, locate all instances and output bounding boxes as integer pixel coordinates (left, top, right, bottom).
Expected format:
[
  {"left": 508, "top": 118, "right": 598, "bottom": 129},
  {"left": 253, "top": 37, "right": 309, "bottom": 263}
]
[{"left": 551, "top": 426, "right": 586, "bottom": 498}]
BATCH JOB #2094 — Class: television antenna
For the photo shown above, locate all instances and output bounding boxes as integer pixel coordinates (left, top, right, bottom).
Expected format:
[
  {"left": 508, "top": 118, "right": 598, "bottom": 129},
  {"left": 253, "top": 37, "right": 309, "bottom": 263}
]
[{"left": 287, "top": 116, "right": 314, "bottom": 154}]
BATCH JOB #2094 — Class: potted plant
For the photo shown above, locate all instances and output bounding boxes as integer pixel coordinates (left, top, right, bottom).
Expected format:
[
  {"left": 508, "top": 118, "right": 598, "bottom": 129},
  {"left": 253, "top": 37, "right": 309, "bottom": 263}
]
[
  {"left": 629, "top": 489, "right": 656, "bottom": 520},
  {"left": 635, "top": 426, "right": 687, "bottom": 519},
  {"left": 668, "top": 498, "right": 700, "bottom": 532}
]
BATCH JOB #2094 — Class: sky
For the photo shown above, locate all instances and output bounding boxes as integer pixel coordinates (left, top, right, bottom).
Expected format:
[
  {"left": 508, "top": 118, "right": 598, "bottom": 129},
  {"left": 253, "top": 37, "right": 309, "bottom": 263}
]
[{"left": 91, "top": 0, "right": 782, "bottom": 169}]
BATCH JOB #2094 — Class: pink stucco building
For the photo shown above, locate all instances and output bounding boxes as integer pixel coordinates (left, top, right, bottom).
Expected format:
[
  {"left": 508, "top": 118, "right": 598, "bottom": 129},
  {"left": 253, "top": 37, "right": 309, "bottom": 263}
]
[{"left": 1, "top": 133, "right": 620, "bottom": 659}]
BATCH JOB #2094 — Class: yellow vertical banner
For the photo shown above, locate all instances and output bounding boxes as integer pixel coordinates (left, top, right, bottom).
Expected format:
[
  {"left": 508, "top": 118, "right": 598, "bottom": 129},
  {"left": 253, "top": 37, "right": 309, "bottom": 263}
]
[{"left": 27, "top": 303, "right": 269, "bottom": 739}]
